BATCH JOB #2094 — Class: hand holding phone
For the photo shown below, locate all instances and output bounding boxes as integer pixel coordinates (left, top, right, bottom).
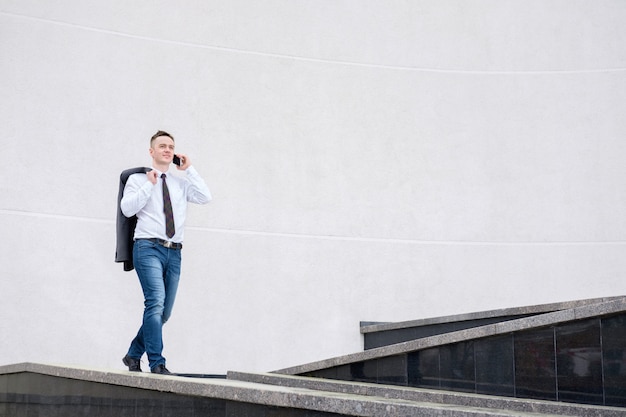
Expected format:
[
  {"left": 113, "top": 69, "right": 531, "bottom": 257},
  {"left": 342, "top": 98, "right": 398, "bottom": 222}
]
[{"left": 173, "top": 154, "right": 190, "bottom": 170}]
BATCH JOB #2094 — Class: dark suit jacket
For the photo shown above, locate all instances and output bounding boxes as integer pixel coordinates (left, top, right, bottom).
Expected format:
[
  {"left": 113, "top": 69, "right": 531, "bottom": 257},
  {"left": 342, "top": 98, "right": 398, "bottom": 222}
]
[{"left": 115, "top": 167, "right": 152, "bottom": 271}]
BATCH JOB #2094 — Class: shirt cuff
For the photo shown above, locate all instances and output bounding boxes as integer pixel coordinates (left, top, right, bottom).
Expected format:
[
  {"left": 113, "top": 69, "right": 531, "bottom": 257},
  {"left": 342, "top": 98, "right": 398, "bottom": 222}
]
[{"left": 185, "top": 165, "right": 200, "bottom": 177}]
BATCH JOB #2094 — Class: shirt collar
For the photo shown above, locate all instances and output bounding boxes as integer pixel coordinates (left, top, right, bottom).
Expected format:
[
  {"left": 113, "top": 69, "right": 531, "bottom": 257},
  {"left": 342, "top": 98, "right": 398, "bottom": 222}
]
[{"left": 152, "top": 167, "right": 170, "bottom": 177}]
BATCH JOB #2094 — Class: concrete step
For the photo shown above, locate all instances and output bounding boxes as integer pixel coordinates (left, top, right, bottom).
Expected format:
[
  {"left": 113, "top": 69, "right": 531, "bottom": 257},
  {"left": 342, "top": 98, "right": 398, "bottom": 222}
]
[
  {"left": 228, "top": 371, "right": 626, "bottom": 417},
  {"left": 0, "top": 362, "right": 594, "bottom": 417}
]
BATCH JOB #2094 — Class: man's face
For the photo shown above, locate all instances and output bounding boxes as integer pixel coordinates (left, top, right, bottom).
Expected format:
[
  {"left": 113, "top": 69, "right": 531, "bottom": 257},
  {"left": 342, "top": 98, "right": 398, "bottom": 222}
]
[{"left": 150, "top": 136, "right": 175, "bottom": 165}]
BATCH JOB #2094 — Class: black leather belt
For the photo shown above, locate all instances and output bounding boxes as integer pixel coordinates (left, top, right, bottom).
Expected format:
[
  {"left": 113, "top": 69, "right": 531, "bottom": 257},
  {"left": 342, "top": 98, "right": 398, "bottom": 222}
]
[{"left": 138, "top": 238, "right": 183, "bottom": 250}]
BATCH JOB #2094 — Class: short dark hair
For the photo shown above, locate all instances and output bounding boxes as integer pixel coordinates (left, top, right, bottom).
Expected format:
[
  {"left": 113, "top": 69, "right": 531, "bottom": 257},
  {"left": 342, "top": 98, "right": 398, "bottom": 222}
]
[{"left": 150, "top": 130, "right": 174, "bottom": 145}]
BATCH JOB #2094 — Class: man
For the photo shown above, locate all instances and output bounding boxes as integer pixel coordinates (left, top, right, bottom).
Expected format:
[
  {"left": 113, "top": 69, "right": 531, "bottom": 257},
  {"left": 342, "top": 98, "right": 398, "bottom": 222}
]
[{"left": 121, "top": 130, "right": 211, "bottom": 374}]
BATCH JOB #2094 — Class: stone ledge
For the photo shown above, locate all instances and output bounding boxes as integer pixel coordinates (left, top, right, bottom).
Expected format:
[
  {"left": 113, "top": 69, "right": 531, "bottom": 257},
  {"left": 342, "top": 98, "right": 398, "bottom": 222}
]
[
  {"left": 276, "top": 297, "right": 626, "bottom": 375},
  {"left": 360, "top": 296, "right": 625, "bottom": 334},
  {"left": 0, "top": 362, "right": 569, "bottom": 417},
  {"left": 228, "top": 371, "right": 626, "bottom": 417}
]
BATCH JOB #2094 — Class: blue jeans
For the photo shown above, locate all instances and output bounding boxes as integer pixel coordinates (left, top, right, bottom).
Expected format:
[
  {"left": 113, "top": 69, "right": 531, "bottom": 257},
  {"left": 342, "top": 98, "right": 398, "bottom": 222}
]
[{"left": 126, "top": 239, "right": 181, "bottom": 370}]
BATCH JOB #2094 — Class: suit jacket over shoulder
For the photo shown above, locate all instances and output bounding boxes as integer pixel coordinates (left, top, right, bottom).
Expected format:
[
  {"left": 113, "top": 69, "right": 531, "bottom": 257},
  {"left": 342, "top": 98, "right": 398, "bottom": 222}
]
[{"left": 115, "top": 167, "right": 152, "bottom": 271}]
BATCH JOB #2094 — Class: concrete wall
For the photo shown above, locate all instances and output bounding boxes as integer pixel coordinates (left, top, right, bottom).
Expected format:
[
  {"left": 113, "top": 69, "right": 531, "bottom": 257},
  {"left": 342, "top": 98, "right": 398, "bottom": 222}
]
[{"left": 1, "top": 0, "right": 625, "bottom": 374}]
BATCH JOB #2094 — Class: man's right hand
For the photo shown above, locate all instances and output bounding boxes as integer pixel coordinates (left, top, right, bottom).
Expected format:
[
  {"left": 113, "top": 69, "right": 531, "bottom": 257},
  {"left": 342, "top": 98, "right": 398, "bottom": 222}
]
[{"left": 147, "top": 170, "right": 158, "bottom": 185}]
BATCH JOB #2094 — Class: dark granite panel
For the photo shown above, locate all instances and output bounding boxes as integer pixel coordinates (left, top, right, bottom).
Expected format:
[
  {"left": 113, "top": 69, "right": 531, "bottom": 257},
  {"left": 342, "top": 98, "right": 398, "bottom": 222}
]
[
  {"left": 342, "top": 360, "right": 377, "bottom": 383},
  {"left": 364, "top": 327, "right": 419, "bottom": 350},
  {"left": 407, "top": 347, "right": 440, "bottom": 389},
  {"left": 376, "top": 354, "right": 407, "bottom": 386},
  {"left": 602, "top": 313, "right": 626, "bottom": 407},
  {"left": 475, "top": 334, "right": 514, "bottom": 396},
  {"left": 555, "top": 319, "right": 603, "bottom": 405},
  {"left": 439, "top": 342, "right": 475, "bottom": 392},
  {"left": 364, "top": 315, "right": 533, "bottom": 349},
  {"left": 304, "top": 364, "right": 356, "bottom": 383},
  {"left": 305, "top": 366, "right": 338, "bottom": 380},
  {"left": 359, "top": 359, "right": 378, "bottom": 383},
  {"left": 514, "top": 327, "right": 557, "bottom": 401},
  {"left": 334, "top": 364, "right": 354, "bottom": 382}
]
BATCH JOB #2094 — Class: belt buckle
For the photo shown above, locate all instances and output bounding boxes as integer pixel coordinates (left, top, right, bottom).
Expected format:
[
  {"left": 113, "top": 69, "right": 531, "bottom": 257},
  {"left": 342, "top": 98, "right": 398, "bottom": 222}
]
[{"left": 164, "top": 240, "right": 173, "bottom": 249}]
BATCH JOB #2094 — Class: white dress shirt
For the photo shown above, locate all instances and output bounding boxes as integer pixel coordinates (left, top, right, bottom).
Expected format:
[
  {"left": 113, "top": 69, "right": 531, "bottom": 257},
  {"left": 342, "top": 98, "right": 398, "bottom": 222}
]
[{"left": 121, "top": 166, "right": 211, "bottom": 243}]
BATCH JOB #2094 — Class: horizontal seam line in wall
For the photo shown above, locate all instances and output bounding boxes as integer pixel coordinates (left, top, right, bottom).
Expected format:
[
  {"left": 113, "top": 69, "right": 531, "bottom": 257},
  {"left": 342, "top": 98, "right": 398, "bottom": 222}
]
[
  {"left": 2, "top": 209, "right": 626, "bottom": 247},
  {"left": 2, "top": 11, "right": 626, "bottom": 75}
]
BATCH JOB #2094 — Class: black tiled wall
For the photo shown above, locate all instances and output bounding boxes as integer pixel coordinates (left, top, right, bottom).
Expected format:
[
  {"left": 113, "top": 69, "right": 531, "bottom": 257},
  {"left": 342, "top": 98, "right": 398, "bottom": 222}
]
[{"left": 306, "top": 314, "right": 626, "bottom": 407}]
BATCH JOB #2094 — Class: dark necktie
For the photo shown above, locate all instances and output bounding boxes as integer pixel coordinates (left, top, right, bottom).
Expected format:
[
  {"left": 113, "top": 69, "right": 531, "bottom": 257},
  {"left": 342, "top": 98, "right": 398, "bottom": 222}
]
[{"left": 161, "top": 174, "right": 175, "bottom": 238}]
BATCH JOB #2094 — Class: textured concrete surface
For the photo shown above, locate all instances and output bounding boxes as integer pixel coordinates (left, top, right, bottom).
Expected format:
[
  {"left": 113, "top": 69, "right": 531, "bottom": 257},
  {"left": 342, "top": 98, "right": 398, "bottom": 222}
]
[
  {"left": 0, "top": 363, "right": 607, "bottom": 416},
  {"left": 228, "top": 371, "right": 626, "bottom": 417},
  {"left": 360, "top": 296, "right": 624, "bottom": 334}
]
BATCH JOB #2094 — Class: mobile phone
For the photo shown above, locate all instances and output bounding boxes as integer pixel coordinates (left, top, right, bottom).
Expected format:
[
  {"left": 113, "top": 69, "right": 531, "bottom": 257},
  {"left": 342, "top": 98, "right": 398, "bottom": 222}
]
[{"left": 173, "top": 155, "right": 182, "bottom": 166}]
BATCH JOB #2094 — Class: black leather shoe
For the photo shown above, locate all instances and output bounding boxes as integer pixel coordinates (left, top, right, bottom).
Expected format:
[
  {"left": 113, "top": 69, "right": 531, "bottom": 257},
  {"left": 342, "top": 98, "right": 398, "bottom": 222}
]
[
  {"left": 151, "top": 364, "right": 172, "bottom": 375},
  {"left": 122, "top": 355, "right": 142, "bottom": 372}
]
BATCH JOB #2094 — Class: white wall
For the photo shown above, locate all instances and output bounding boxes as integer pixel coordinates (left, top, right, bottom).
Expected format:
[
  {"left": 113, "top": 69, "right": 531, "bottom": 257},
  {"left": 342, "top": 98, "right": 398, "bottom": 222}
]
[{"left": 1, "top": 0, "right": 626, "bottom": 374}]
